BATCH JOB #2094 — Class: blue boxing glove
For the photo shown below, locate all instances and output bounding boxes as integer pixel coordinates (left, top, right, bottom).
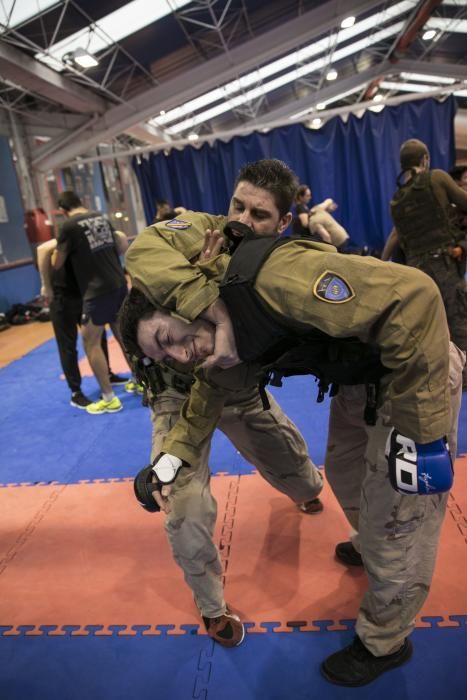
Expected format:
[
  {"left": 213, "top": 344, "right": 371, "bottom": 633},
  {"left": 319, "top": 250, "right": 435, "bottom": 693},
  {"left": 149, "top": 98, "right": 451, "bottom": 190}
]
[{"left": 385, "top": 430, "right": 453, "bottom": 495}]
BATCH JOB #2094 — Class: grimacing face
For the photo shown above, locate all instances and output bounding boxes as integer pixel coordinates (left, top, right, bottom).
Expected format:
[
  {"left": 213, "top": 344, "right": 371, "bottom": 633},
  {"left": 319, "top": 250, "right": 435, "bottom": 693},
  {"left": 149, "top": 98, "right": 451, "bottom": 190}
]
[
  {"left": 227, "top": 181, "right": 292, "bottom": 236},
  {"left": 137, "top": 310, "right": 215, "bottom": 364}
]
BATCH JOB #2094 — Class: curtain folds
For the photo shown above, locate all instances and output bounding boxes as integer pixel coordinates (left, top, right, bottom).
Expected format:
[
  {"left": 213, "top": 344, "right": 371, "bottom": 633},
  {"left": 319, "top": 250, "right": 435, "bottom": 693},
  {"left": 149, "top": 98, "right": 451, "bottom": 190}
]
[{"left": 132, "top": 96, "right": 456, "bottom": 250}]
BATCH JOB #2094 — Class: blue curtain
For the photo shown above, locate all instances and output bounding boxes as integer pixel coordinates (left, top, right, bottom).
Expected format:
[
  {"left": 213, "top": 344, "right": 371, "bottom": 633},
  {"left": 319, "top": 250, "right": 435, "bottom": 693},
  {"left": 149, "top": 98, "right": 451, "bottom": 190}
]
[{"left": 132, "top": 96, "right": 456, "bottom": 251}]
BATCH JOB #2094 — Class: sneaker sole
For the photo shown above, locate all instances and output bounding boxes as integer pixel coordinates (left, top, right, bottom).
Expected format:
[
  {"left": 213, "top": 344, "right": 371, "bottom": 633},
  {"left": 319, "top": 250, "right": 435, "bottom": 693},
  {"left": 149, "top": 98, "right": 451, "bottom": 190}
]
[{"left": 86, "top": 405, "right": 123, "bottom": 415}]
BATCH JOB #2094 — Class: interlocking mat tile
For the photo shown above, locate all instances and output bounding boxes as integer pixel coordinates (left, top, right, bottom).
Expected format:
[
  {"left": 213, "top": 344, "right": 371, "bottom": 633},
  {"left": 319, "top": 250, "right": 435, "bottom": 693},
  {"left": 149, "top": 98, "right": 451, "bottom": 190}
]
[{"left": 1, "top": 461, "right": 466, "bottom": 633}]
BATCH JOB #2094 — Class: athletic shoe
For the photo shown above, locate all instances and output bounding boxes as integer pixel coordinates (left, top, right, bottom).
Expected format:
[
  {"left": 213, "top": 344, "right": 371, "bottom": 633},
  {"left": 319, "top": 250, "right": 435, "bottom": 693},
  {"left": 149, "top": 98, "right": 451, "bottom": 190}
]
[
  {"left": 298, "top": 497, "right": 324, "bottom": 514},
  {"left": 321, "top": 635, "right": 413, "bottom": 686},
  {"left": 109, "top": 372, "right": 129, "bottom": 385},
  {"left": 86, "top": 396, "right": 123, "bottom": 415},
  {"left": 70, "top": 391, "right": 92, "bottom": 409},
  {"left": 335, "top": 541, "right": 363, "bottom": 567},
  {"left": 202, "top": 607, "right": 245, "bottom": 648},
  {"left": 124, "top": 380, "right": 144, "bottom": 394}
]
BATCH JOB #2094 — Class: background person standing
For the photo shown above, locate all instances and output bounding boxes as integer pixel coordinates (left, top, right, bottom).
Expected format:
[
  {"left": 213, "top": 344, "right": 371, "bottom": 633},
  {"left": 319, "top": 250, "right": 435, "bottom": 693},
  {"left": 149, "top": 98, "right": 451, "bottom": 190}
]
[{"left": 53, "top": 191, "right": 131, "bottom": 414}]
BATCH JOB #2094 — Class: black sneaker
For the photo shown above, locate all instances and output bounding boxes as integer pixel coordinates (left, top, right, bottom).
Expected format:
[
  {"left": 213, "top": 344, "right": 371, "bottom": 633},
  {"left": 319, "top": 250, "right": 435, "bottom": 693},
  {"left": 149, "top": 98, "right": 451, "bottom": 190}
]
[
  {"left": 335, "top": 541, "right": 363, "bottom": 566},
  {"left": 109, "top": 372, "right": 129, "bottom": 385},
  {"left": 321, "top": 635, "right": 413, "bottom": 686},
  {"left": 70, "top": 391, "right": 92, "bottom": 409}
]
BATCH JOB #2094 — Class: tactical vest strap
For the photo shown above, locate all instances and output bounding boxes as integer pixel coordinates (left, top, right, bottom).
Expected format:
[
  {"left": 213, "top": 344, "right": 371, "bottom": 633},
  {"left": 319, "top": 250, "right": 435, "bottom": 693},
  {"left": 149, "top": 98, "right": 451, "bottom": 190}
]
[{"left": 220, "top": 233, "right": 389, "bottom": 415}]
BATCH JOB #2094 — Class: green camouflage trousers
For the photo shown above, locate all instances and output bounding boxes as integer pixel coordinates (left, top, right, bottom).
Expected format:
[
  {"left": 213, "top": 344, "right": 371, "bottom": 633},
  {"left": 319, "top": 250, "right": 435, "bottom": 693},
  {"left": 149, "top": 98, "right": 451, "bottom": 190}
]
[
  {"left": 325, "top": 342, "right": 464, "bottom": 656},
  {"left": 150, "top": 387, "right": 323, "bottom": 618}
]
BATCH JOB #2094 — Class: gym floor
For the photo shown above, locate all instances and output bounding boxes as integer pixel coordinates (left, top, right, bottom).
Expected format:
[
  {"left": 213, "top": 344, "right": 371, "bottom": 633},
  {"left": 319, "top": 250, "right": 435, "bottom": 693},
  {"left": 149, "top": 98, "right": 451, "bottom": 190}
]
[{"left": 0, "top": 323, "right": 466, "bottom": 699}]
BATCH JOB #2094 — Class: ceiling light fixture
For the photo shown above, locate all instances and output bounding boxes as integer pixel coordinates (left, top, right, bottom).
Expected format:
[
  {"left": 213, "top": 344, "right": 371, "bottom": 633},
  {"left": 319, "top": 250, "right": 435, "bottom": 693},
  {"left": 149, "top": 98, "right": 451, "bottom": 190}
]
[
  {"left": 341, "top": 16, "right": 356, "bottom": 29},
  {"left": 188, "top": 133, "right": 199, "bottom": 141},
  {"left": 422, "top": 29, "right": 437, "bottom": 40},
  {"left": 310, "top": 118, "right": 323, "bottom": 129},
  {"left": 326, "top": 69, "right": 338, "bottom": 81},
  {"left": 65, "top": 47, "right": 99, "bottom": 68}
]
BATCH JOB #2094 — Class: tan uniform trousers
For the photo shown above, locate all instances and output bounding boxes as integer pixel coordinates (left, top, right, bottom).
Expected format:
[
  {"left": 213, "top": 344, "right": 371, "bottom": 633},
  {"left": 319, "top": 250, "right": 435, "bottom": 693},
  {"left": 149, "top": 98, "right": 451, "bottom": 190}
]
[
  {"left": 325, "top": 342, "right": 464, "bottom": 656},
  {"left": 151, "top": 386, "right": 323, "bottom": 618}
]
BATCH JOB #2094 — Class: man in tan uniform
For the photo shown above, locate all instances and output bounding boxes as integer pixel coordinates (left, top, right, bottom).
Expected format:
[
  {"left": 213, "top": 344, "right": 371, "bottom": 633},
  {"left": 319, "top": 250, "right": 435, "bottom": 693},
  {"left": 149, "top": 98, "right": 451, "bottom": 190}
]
[
  {"left": 123, "top": 160, "right": 324, "bottom": 649},
  {"left": 125, "top": 160, "right": 462, "bottom": 686}
]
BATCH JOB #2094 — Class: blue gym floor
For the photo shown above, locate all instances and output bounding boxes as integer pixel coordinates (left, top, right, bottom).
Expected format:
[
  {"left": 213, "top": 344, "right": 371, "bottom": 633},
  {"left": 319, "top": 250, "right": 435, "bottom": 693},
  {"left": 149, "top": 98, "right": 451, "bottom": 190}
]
[{"left": 1, "top": 337, "right": 466, "bottom": 699}]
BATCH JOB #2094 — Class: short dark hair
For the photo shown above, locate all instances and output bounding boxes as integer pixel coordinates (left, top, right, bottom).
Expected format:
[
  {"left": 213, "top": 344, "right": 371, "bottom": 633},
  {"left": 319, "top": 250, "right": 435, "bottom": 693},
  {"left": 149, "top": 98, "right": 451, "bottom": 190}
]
[
  {"left": 295, "top": 184, "right": 311, "bottom": 202},
  {"left": 57, "top": 191, "right": 82, "bottom": 212},
  {"left": 155, "top": 198, "right": 170, "bottom": 208},
  {"left": 399, "top": 139, "right": 429, "bottom": 171},
  {"left": 449, "top": 165, "right": 467, "bottom": 183},
  {"left": 118, "top": 287, "right": 157, "bottom": 361},
  {"left": 234, "top": 159, "right": 298, "bottom": 217}
]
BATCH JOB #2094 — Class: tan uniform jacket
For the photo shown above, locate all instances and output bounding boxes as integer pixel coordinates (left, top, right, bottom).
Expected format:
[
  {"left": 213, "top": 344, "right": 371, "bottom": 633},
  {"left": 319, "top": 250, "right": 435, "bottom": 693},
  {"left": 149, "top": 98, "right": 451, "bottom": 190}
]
[
  {"left": 125, "top": 211, "right": 228, "bottom": 320},
  {"left": 125, "top": 214, "right": 450, "bottom": 465},
  {"left": 162, "top": 242, "right": 451, "bottom": 464}
]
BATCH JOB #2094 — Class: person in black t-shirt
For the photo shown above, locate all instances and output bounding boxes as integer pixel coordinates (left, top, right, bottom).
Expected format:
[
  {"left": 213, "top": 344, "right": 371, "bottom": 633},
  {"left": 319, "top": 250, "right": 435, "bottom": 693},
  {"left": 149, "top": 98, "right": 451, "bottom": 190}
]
[
  {"left": 54, "top": 191, "right": 130, "bottom": 415},
  {"left": 38, "top": 239, "right": 127, "bottom": 409}
]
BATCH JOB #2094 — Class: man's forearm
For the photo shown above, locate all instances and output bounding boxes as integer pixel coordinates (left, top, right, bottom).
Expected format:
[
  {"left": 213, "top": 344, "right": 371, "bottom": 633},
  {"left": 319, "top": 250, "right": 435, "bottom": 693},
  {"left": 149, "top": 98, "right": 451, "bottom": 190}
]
[
  {"left": 37, "top": 239, "right": 57, "bottom": 291},
  {"left": 381, "top": 227, "right": 399, "bottom": 261}
]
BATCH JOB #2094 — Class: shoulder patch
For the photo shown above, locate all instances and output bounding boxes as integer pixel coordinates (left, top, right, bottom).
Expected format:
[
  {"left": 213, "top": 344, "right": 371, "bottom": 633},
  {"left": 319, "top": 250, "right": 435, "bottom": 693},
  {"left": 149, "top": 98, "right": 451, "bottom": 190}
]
[
  {"left": 165, "top": 218, "right": 192, "bottom": 230},
  {"left": 313, "top": 271, "right": 355, "bottom": 303}
]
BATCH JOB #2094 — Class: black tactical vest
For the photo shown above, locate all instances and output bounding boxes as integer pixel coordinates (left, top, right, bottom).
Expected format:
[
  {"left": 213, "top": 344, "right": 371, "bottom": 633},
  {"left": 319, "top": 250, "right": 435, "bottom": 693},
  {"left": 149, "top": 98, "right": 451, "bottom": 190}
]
[
  {"left": 219, "top": 234, "right": 389, "bottom": 417},
  {"left": 390, "top": 171, "right": 454, "bottom": 260}
]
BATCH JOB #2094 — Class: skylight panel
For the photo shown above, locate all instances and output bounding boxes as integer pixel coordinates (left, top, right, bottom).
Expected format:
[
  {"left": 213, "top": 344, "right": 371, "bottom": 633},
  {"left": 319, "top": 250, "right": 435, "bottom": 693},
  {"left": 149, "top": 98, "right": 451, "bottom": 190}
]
[
  {"left": 150, "top": 0, "right": 414, "bottom": 129},
  {"left": 425, "top": 17, "right": 467, "bottom": 32},
  {"left": 35, "top": 0, "right": 191, "bottom": 71},
  {"left": 165, "top": 21, "right": 404, "bottom": 135},
  {"left": 0, "top": 0, "right": 59, "bottom": 31}
]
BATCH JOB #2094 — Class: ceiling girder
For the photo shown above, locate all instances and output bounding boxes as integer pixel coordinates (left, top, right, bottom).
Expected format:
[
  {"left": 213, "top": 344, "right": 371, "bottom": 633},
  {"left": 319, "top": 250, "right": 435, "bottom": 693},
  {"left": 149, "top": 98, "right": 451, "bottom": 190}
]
[
  {"left": 0, "top": 40, "right": 108, "bottom": 114},
  {"left": 31, "top": 0, "right": 388, "bottom": 170},
  {"left": 247, "top": 61, "right": 394, "bottom": 125}
]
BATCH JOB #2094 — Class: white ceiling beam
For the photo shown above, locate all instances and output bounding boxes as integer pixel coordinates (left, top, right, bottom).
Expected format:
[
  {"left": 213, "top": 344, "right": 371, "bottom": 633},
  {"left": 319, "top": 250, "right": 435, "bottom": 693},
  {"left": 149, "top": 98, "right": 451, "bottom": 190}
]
[
  {"left": 0, "top": 41, "right": 108, "bottom": 114},
  {"left": 32, "top": 0, "right": 390, "bottom": 170},
  {"left": 395, "top": 59, "right": 467, "bottom": 82}
]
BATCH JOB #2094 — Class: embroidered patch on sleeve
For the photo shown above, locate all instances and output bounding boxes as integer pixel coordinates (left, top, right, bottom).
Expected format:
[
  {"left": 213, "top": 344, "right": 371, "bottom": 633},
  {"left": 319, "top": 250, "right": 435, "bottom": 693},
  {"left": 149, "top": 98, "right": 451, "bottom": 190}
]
[
  {"left": 165, "top": 218, "right": 192, "bottom": 230},
  {"left": 313, "top": 271, "right": 355, "bottom": 303}
]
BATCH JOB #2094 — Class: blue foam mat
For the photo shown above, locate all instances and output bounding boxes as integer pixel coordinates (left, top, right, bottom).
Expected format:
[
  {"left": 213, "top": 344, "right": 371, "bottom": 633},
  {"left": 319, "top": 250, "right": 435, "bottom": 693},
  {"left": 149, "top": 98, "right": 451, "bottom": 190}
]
[
  {"left": 1, "top": 627, "right": 466, "bottom": 700},
  {"left": 0, "top": 336, "right": 465, "bottom": 484}
]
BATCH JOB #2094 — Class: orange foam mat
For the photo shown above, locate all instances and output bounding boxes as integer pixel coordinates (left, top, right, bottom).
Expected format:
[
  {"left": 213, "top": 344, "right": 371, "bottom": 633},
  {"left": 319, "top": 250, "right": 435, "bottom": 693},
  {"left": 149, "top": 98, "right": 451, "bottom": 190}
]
[
  {"left": 79, "top": 337, "right": 128, "bottom": 376},
  {"left": 0, "top": 478, "right": 232, "bottom": 629},
  {"left": 0, "top": 463, "right": 466, "bottom": 632}
]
